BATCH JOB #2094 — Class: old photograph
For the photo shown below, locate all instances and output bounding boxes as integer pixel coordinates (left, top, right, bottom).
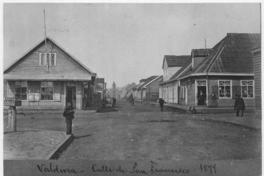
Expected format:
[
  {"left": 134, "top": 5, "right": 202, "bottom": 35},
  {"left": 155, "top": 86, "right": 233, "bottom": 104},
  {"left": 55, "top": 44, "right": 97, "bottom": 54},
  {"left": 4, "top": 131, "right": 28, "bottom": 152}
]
[{"left": 3, "top": 2, "right": 261, "bottom": 176}]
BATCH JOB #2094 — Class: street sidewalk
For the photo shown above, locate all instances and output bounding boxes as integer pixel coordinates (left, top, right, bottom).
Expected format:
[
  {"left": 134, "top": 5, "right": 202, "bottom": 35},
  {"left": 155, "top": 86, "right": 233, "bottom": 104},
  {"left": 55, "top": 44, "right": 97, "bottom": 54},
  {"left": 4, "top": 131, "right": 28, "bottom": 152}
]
[
  {"left": 4, "top": 130, "right": 73, "bottom": 160},
  {"left": 150, "top": 102, "right": 261, "bottom": 131}
]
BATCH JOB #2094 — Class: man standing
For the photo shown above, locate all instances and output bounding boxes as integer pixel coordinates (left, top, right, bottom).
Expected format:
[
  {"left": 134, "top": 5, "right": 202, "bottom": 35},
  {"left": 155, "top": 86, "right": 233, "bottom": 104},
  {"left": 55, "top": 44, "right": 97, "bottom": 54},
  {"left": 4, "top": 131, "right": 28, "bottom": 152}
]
[
  {"left": 158, "top": 98, "right": 166, "bottom": 111},
  {"left": 82, "top": 94, "right": 88, "bottom": 110},
  {"left": 197, "top": 90, "right": 205, "bottom": 105},
  {"left": 63, "top": 102, "right": 75, "bottom": 135},
  {"left": 234, "top": 94, "right": 245, "bottom": 117},
  {"left": 112, "top": 97, "right": 116, "bottom": 107}
]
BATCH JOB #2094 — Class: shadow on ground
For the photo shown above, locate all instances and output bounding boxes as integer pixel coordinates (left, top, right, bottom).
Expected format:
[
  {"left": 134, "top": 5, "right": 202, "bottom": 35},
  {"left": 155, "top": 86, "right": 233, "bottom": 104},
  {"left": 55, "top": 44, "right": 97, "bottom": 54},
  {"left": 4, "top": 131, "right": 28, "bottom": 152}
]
[{"left": 96, "top": 107, "right": 118, "bottom": 113}]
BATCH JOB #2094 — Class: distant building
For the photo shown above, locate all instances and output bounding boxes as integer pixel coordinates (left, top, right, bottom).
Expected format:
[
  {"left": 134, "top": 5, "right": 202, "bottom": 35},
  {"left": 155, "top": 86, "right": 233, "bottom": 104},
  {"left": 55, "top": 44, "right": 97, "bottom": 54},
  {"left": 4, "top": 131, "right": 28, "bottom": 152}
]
[
  {"left": 120, "top": 84, "right": 131, "bottom": 99},
  {"left": 107, "top": 82, "right": 121, "bottom": 99},
  {"left": 126, "top": 82, "right": 137, "bottom": 98},
  {"left": 136, "top": 76, "right": 160, "bottom": 101},
  {"left": 94, "top": 78, "right": 107, "bottom": 99}
]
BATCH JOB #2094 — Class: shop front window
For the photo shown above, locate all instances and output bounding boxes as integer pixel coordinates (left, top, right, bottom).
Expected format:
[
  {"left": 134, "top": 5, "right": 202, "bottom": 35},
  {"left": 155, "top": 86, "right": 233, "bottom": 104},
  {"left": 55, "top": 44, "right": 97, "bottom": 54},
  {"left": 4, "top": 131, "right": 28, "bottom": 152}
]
[
  {"left": 241, "top": 80, "right": 254, "bottom": 98},
  {"left": 41, "top": 82, "right": 54, "bottom": 100},
  {"left": 219, "top": 80, "right": 231, "bottom": 98},
  {"left": 15, "top": 81, "right": 27, "bottom": 100}
]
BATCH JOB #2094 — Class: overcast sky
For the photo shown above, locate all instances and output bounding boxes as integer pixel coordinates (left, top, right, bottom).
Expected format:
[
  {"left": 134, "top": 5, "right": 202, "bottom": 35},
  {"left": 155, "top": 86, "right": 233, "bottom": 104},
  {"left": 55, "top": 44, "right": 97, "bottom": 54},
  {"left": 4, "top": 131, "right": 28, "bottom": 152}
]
[{"left": 3, "top": 3, "right": 261, "bottom": 88}]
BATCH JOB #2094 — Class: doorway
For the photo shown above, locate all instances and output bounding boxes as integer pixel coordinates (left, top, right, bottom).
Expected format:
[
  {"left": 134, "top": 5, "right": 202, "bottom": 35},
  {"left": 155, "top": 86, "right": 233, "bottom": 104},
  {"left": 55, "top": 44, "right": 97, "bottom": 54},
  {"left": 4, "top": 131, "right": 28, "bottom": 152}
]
[
  {"left": 197, "top": 86, "right": 206, "bottom": 106},
  {"left": 66, "top": 86, "right": 76, "bottom": 109}
]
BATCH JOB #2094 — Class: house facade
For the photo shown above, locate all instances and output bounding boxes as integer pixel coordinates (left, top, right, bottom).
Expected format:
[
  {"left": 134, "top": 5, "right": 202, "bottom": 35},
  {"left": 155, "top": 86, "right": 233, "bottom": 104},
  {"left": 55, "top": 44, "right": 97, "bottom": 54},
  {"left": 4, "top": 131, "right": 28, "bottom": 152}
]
[
  {"left": 94, "top": 78, "right": 107, "bottom": 99},
  {"left": 120, "top": 84, "right": 131, "bottom": 99},
  {"left": 125, "top": 82, "right": 137, "bottom": 98},
  {"left": 136, "top": 76, "right": 159, "bottom": 101},
  {"left": 4, "top": 37, "right": 96, "bottom": 110},
  {"left": 159, "top": 33, "right": 260, "bottom": 109},
  {"left": 159, "top": 55, "right": 190, "bottom": 103},
  {"left": 106, "top": 82, "right": 121, "bottom": 99},
  {"left": 143, "top": 75, "right": 163, "bottom": 102}
]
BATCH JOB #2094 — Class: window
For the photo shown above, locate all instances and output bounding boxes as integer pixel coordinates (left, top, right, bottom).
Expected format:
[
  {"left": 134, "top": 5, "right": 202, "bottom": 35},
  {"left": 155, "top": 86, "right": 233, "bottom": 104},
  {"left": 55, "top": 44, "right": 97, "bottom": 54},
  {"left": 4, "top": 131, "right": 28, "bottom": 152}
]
[
  {"left": 218, "top": 80, "right": 231, "bottom": 98},
  {"left": 241, "top": 80, "right": 254, "bottom": 98},
  {"left": 41, "top": 82, "right": 54, "bottom": 100},
  {"left": 39, "top": 53, "right": 56, "bottom": 66},
  {"left": 15, "top": 81, "right": 27, "bottom": 100}
]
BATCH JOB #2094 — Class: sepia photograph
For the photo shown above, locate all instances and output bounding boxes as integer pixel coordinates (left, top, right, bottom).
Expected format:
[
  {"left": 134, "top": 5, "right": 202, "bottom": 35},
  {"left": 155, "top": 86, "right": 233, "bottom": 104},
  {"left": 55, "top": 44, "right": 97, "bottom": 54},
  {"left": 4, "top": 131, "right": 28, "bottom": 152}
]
[{"left": 2, "top": 2, "right": 261, "bottom": 176}]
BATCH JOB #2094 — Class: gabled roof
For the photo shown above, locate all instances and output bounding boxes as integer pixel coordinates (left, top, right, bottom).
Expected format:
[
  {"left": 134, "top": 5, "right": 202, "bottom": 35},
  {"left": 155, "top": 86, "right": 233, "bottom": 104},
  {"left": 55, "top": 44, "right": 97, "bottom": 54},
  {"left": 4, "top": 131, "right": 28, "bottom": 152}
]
[
  {"left": 178, "top": 33, "right": 260, "bottom": 79},
  {"left": 120, "top": 84, "right": 131, "bottom": 91},
  {"left": 160, "top": 58, "right": 192, "bottom": 85},
  {"left": 126, "top": 82, "right": 137, "bottom": 92},
  {"left": 133, "top": 82, "right": 145, "bottom": 91},
  {"left": 137, "top": 76, "right": 158, "bottom": 90},
  {"left": 4, "top": 37, "right": 96, "bottom": 76},
  {"left": 142, "top": 75, "right": 162, "bottom": 88},
  {"left": 162, "top": 55, "right": 190, "bottom": 69}
]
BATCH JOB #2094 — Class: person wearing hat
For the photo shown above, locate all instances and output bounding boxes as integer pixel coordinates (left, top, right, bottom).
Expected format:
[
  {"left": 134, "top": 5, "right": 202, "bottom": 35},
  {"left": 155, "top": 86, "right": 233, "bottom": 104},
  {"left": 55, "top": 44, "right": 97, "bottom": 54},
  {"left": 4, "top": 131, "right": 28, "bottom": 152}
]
[
  {"left": 234, "top": 94, "right": 245, "bottom": 117},
  {"left": 63, "top": 102, "right": 75, "bottom": 135}
]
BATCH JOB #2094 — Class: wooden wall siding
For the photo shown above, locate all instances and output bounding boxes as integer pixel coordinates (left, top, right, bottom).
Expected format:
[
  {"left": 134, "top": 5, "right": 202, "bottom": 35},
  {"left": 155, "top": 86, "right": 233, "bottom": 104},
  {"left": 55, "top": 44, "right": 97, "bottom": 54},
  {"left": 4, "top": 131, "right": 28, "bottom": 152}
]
[
  {"left": 6, "top": 40, "right": 89, "bottom": 75},
  {"left": 253, "top": 51, "right": 261, "bottom": 116},
  {"left": 147, "top": 77, "right": 163, "bottom": 93}
]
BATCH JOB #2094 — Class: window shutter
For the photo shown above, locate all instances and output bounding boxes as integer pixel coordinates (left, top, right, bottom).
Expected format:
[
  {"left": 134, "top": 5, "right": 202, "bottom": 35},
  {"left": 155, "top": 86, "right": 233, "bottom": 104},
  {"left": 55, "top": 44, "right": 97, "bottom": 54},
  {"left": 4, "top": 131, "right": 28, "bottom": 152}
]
[
  {"left": 212, "top": 85, "right": 218, "bottom": 98},
  {"left": 39, "top": 53, "right": 41, "bottom": 65},
  {"left": 7, "top": 81, "right": 15, "bottom": 97},
  {"left": 54, "top": 53, "right": 57, "bottom": 66},
  {"left": 54, "top": 82, "right": 61, "bottom": 101},
  {"left": 232, "top": 85, "right": 241, "bottom": 99}
]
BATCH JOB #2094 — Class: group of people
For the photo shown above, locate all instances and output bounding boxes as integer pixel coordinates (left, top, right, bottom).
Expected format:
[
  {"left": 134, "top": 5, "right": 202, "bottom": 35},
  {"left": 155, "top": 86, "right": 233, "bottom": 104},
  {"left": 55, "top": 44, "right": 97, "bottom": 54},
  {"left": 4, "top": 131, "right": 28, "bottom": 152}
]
[{"left": 102, "top": 96, "right": 116, "bottom": 107}]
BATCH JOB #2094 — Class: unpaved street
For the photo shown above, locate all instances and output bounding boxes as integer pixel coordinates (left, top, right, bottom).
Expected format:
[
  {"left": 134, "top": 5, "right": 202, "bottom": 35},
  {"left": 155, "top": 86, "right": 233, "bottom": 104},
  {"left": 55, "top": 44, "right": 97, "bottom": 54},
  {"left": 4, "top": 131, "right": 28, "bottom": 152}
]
[{"left": 4, "top": 101, "right": 261, "bottom": 160}]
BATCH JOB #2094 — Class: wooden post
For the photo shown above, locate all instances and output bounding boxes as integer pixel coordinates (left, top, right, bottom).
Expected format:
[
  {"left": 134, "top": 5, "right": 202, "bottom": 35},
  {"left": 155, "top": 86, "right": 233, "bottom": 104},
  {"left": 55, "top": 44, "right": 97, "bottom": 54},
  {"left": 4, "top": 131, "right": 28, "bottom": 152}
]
[{"left": 8, "top": 106, "right": 17, "bottom": 132}]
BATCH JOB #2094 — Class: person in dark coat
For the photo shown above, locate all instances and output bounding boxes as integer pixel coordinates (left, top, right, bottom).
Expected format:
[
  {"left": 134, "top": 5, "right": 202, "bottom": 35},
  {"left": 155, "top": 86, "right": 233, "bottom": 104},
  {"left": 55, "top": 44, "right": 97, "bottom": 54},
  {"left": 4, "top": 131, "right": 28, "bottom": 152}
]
[
  {"left": 112, "top": 97, "right": 116, "bottom": 107},
  {"left": 63, "top": 102, "right": 75, "bottom": 135},
  {"left": 158, "top": 98, "right": 166, "bottom": 111},
  {"left": 130, "top": 95, "right": 134, "bottom": 106},
  {"left": 82, "top": 94, "right": 88, "bottom": 110},
  {"left": 197, "top": 91, "right": 205, "bottom": 105},
  {"left": 234, "top": 94, "right": 245, "bottom": 117}
]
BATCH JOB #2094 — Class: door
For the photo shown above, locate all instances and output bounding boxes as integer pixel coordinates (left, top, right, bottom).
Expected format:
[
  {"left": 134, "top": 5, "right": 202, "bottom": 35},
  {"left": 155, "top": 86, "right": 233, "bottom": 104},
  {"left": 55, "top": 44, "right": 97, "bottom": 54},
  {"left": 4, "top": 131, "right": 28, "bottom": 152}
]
[
  {"left": 197, "top": 86, "right": 206, "bottom": 106},
  {"left": 66, "top": 86, "right": 76, "bottom": 109}
]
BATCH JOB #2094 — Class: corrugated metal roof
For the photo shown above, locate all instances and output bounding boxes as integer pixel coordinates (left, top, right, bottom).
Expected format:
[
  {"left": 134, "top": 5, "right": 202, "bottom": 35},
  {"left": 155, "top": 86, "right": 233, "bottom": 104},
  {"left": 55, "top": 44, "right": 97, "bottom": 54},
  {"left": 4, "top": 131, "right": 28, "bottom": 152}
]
[{"left": 162, "top": 55, "right": 190, "bottom": 68}]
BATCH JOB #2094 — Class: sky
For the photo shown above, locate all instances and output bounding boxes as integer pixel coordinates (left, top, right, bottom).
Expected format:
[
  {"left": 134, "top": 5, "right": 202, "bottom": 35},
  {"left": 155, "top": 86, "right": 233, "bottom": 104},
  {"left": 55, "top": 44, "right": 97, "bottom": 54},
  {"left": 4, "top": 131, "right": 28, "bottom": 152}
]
[{"left": 3, "top": 3, "right": 261, "bottom": 88}]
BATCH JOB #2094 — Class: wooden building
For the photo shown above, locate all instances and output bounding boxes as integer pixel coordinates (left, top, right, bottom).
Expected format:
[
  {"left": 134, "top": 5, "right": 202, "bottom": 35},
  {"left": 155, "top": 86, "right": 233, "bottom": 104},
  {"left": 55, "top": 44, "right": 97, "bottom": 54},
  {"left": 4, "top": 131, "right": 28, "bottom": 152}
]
[
  {"left": 4, "top": 37, "right": 96, "bottom": 110},
  {"left": 144, "top": 75, "right": 163, "bottom": 102},
  {"left": 252, "top": 47, "right": 261, "bottom": 118},
  {"left": 159, "top": 33, "right": 260, "bottom": 109}
]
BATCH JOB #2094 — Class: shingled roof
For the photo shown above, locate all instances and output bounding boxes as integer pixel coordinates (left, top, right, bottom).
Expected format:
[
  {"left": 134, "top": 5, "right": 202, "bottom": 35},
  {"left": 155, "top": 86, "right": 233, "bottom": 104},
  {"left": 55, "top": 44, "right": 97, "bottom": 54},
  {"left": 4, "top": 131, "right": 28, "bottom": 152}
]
[
  {"left": 162, "top": 55, "right": 190, "bottom": 69},
  {"left": 178, "top": 33, "right": 260, "bottom": 79},
  {"left": 137, "top": 76, "right": 159, "bottom": 90},
  {"left": 192, "top": 48, "right": 213, "bottom": 57}
]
